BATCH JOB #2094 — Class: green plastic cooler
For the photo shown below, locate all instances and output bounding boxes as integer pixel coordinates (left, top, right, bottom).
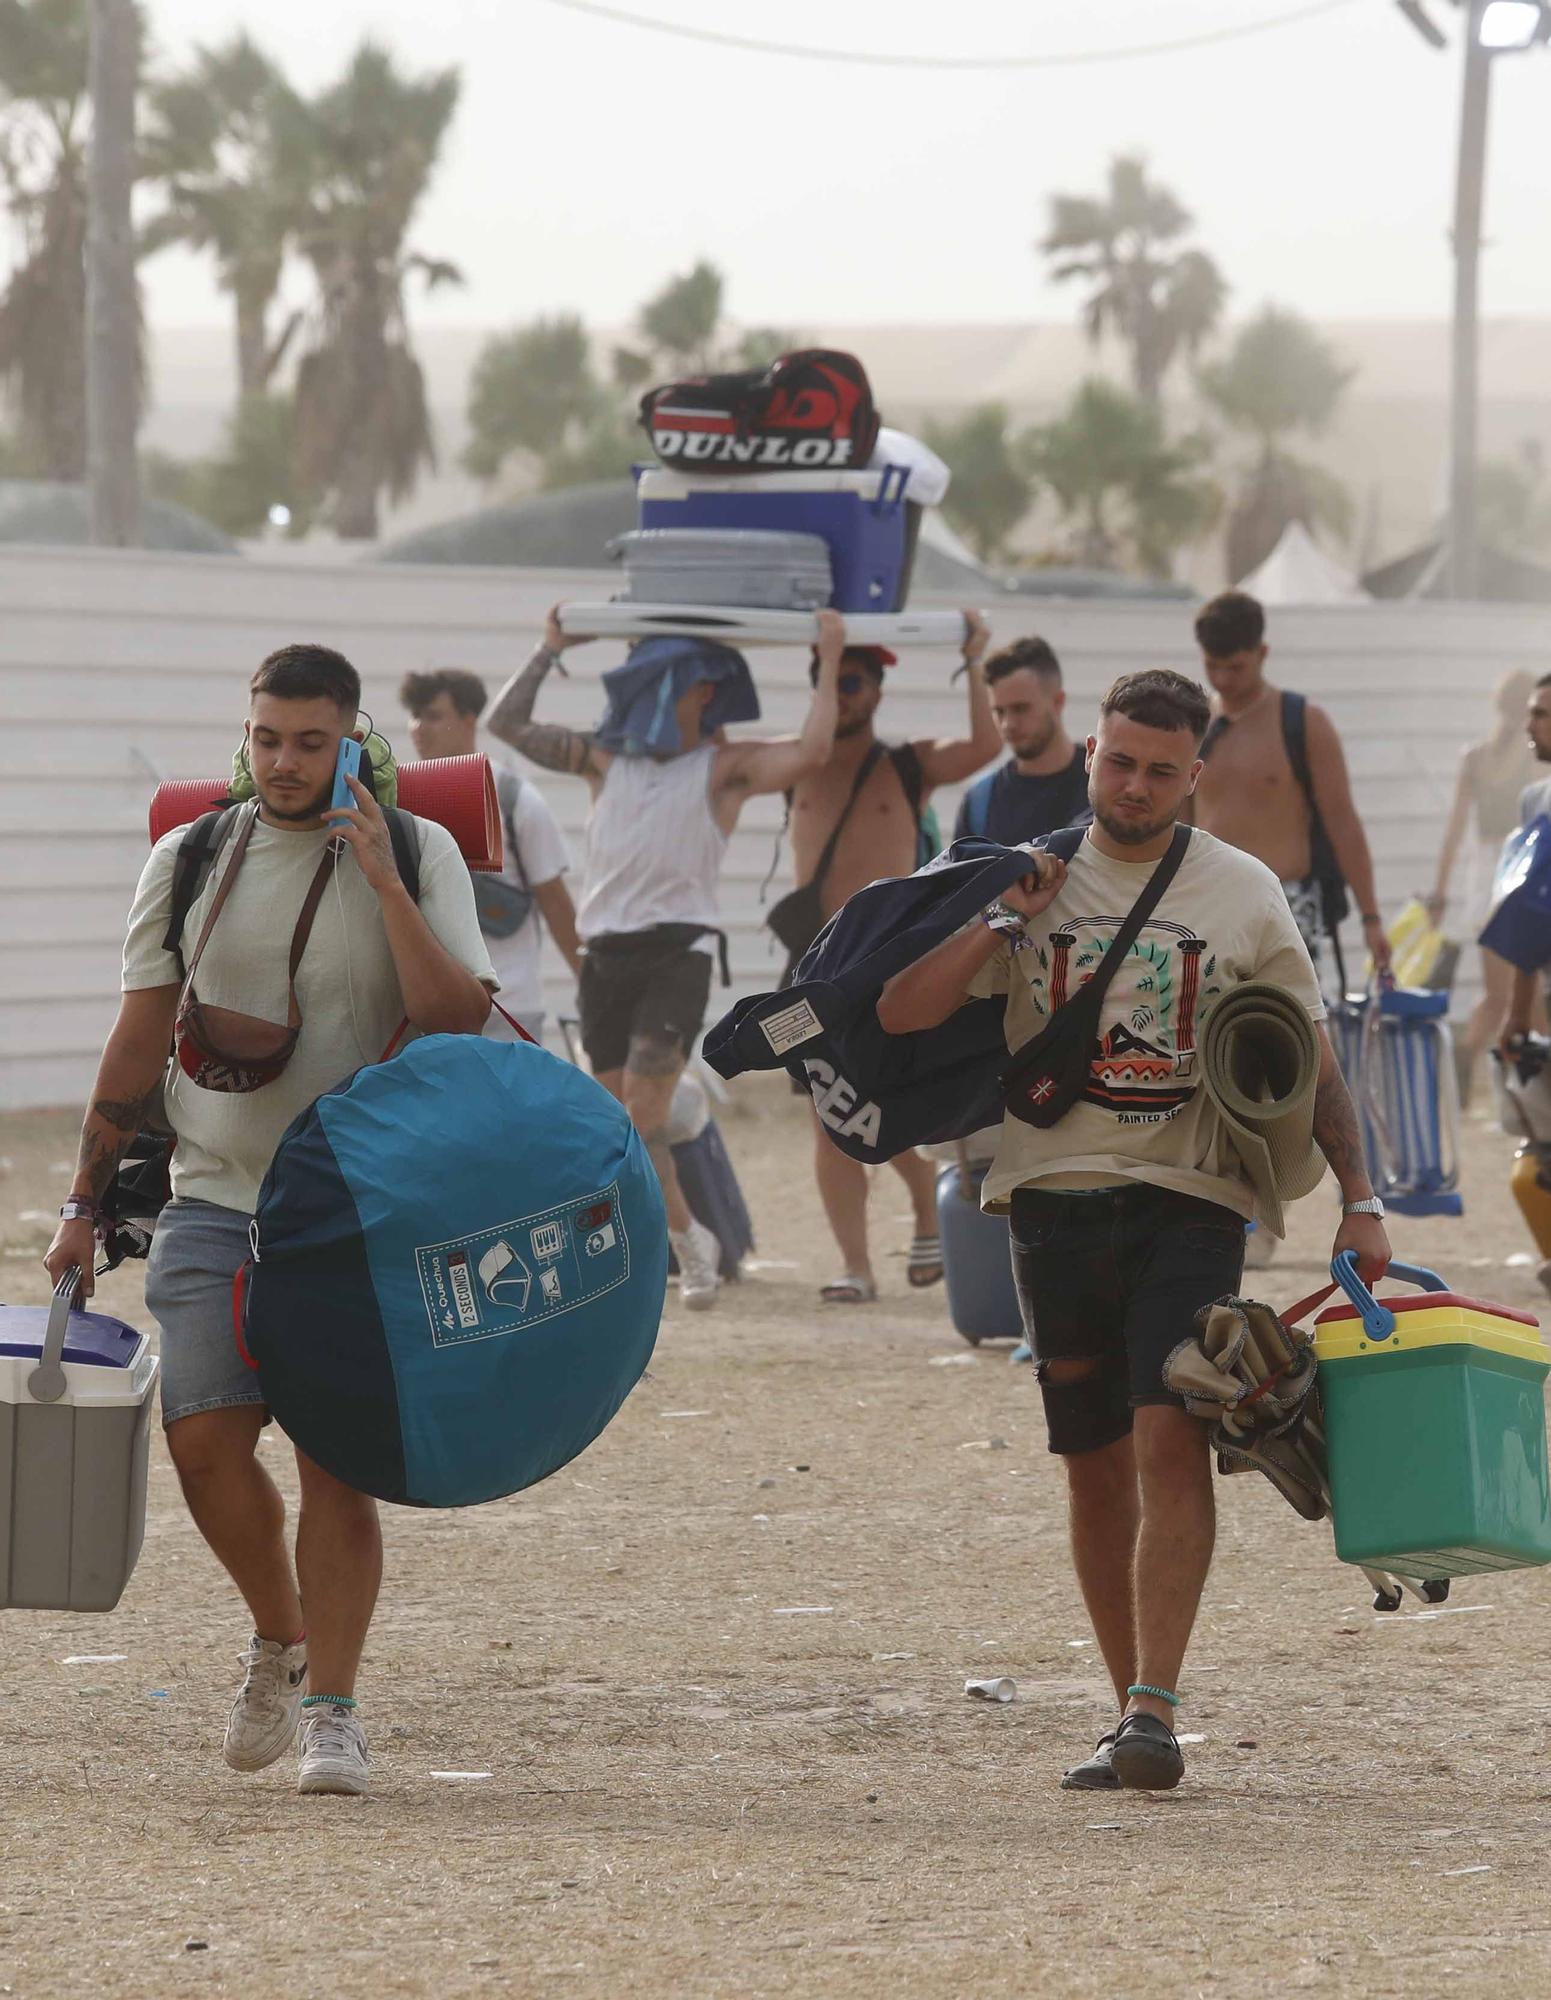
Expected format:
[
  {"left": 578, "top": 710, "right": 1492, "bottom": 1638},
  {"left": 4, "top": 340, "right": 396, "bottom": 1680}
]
[{"left": 1314, "top": 1255, "right": 1551, "bottom": 1581}]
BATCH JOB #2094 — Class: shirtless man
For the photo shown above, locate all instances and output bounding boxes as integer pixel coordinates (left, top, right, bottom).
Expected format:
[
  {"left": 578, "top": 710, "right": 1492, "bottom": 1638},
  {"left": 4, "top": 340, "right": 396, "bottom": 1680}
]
[
  {"left": 1189, "top": 591, "right": 1390, "bottom": 979},
  {"left": 787, "top": 612, "right": 1001, "bottom": 1302},
  {"left": 487, "top": 606, "right": 843, "bottom": 1312}
]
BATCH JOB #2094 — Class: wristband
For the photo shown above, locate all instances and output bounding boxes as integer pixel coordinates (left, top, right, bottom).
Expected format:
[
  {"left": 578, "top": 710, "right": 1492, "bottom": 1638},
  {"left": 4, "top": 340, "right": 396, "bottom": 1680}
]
[
  {"left": 59, "top": 1198, "right": 102, "bottom": 1225},
  {"left": 981, "top": 898, "right": 1028, "bottom": 939},
  {"left": 1360, "top": 911, "right": 1382, "bottom": 925}
]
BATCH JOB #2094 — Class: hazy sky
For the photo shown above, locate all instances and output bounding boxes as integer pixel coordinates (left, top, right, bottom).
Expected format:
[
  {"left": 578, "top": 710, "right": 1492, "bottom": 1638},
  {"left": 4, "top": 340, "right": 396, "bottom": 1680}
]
[{"left": 137, "top": 0, "right": 1551, "bottom": 332}]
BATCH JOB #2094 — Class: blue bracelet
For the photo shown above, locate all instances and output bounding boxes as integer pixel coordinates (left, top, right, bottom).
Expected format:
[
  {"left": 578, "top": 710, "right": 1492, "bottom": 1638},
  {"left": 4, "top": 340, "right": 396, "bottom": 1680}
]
[
  {"left": 301, "top": 1693, "right": 358, "bottom": 1711},
  {"left": 1127, "top": 1683, "right": 1181, "bottom": 1708}
]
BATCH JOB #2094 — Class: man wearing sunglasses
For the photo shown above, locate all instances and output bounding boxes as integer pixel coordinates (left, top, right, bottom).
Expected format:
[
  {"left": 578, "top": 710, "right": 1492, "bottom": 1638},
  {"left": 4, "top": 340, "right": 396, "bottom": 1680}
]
[{"left": 785, "top": 613, "right": 1001, "bottom": 1303}]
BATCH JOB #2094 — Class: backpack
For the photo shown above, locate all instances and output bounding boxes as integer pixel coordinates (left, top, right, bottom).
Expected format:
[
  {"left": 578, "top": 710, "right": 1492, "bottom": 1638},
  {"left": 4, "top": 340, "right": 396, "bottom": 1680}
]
[
  {"left": 888, "top": 743, "right": 939, "bottom": 869},
  {"left": 639, "top": 349, "right": 879, "bottom": 475},
  {"left": 471, "top": 768, "right": 536, "bottom": 940},
  {"left": 1200, "top": 691, "right": 1349, "bottom": 942},
  {"left": 98, "top": 800, "right": 425, "bottom": 1268},
  {"left": 164, "top": 801, "right": 422, "bottom": 973},
  {"left": 959, "top": 770, "right": 996, "bottom": 841}
]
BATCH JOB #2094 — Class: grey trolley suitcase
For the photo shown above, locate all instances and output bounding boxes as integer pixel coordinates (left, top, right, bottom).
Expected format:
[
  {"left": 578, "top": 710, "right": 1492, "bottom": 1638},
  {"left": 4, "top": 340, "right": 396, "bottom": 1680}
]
[
  {"left": 0, "top": 1269, "right": 158, "bottom": 1611},
  {"left": 609, "top": 528, "right": 834, "bottom": 610}
]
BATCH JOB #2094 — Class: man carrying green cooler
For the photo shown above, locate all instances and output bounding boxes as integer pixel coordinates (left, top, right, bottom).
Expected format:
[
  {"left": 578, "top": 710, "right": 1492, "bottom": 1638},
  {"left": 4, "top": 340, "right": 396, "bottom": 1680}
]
[{"left": 878, "top": 668, "right": 1389, "bottom": 1792}]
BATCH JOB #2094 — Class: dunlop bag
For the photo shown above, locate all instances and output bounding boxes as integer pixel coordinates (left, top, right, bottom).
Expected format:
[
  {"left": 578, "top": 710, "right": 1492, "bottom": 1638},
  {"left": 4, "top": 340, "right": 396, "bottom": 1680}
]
[
  {"left": 640, "top": 349, "right": 879, "bottom": 474},
  {"left": 244, "top": 1035, "right": 668, "bottom": 1507}
]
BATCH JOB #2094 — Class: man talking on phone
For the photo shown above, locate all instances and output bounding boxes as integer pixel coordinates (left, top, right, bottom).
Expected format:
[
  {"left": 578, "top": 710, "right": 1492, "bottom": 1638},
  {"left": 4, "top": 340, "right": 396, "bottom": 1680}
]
[{"left": 45, "top": 644, "right": 495, "bottom": 1799}]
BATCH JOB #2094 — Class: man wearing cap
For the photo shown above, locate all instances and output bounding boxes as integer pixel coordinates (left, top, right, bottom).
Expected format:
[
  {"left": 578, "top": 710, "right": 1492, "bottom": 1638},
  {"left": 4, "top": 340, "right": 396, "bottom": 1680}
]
[
  {"left": 487, "top": 606, "right": 845, "bottom": 1312},
  {"left": 784, "top": 614, "right": 1000, "bottom": 1303}
]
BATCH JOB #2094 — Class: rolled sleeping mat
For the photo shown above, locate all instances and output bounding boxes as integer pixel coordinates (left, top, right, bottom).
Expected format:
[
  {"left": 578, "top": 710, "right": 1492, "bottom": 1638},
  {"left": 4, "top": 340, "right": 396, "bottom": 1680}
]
[
  {"left": 148, "top": 753, "right": 503, "bottom": 872},
  {"left": 1198, "top": 981, "right": 1326, "bottom": 1240}
]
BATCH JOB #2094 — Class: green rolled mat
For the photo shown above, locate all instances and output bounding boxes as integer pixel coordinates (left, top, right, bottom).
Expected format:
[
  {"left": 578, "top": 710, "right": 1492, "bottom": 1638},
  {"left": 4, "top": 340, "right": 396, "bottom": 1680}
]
[{"left": 1197, "top": 980, "right": 1326, "bottom": 1239}]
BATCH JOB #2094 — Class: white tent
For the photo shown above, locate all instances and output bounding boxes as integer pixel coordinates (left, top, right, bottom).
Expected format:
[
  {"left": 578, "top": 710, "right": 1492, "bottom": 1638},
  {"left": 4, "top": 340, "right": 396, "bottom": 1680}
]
[{"left": 1239, "top": 521, "right": 1369, "bottom": 605}]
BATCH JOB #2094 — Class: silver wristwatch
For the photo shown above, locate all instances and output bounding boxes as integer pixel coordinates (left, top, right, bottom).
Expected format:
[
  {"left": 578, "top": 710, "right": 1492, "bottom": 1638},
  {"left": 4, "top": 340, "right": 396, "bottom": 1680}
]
[{"left": 1342, "top": 1197, "right": 1385, "bottom": 1218}]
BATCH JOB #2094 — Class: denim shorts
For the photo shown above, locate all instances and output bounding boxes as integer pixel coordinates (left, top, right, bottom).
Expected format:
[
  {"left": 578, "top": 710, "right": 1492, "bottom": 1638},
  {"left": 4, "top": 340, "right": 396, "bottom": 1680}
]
[
  {"left": 143, "top": 1197, "right": 266, "bottom": 1428},
  {"left": 1009, "top": 1181, "right": 1246, "bottom": 1456}
]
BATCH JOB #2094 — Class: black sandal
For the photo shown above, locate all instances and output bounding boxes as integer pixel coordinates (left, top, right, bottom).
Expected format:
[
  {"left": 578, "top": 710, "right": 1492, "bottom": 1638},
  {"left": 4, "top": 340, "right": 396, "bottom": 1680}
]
[
  {"left": 1059, "top": 1727, "right": 1119, "bottom": 1791},
  {"left": 1110, "top": 1711, "right": 1185, "bottom": 1791}
]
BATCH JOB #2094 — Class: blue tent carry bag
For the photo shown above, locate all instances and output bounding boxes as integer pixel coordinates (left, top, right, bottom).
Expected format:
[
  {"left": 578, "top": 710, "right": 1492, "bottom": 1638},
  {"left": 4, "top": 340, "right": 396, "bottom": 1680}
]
[{"left": 244, "top": 1036, "right": 668, "bottom": 1507}]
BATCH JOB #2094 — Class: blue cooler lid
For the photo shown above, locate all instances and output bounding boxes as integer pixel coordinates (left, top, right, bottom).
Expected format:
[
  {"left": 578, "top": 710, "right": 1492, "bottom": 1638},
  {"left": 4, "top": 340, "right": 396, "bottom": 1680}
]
[{"left": 0, "top": 1302, "right": 144, "bottom": 1368}]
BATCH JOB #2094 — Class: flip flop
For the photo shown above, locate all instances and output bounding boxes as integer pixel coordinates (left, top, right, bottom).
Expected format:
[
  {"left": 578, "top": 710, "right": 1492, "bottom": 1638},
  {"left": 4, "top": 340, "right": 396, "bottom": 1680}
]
[
  {"left": 906, "top": 1235, "right": 944, "bottom": 1288},
  {"left": 820, "top": 1274, "right": 878, "bottom": 1305}
]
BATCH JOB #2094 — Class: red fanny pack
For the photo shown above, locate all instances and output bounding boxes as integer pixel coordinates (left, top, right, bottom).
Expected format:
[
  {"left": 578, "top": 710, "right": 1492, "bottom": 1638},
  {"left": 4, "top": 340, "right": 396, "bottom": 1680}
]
[{"left": 174, "top": 807, "right": 334, "bottom": 1094}]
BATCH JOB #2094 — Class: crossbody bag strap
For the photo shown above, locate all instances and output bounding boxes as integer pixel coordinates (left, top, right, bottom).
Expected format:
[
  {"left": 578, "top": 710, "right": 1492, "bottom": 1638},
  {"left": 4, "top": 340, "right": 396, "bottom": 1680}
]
[
  {"left": 178, "top": 803, "right": 260, "bottom": 1004},
  {"left": 804, "top": 742, "right": 886, "bottom": 898},
  {"left": 1032, "top": 824, "right": 1192, "bottom": 1027}
]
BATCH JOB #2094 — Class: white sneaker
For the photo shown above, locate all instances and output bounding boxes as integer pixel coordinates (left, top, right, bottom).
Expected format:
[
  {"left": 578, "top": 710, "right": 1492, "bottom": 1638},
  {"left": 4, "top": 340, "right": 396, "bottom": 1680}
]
[
  {"left": 223, "top": 1633, "right": 307, "bottom": 1772},
  {"left": 297, "top": 1704, "right": 370, "bottom": 1797},
  {"left": 670, "top": 1218, "right": 721, "bottom": 1311}
]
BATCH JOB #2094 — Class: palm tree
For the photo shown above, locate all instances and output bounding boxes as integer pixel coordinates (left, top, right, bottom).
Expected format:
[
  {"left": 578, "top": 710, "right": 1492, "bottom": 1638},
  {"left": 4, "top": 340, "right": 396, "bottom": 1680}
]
[
  {"left": 1025, "top": 379, "right": 1218, "bottom": 579},
  {"left": 282, "top": 43, "right": 461, "bottom": 539},
  {"left": 1197, "top": 305, "right": 1353, "bottom": 582},
  {"left": 140, "top": 35, "right": 305, "bottom": 400},
  {"left": 1039, "top": 155, "right": 1227, "bottom": 408},
  {"left": 0, "top": 0, "right": 94, "bottom": 477},
  {"left": 923, "top": 402, "right": 1035, "bottom": 563},
  {"left": 637, "top": 259, "right": 722, "bottom": 372},
  {"left": 462, "top": 314, "right": 602, "bottom": 482}
]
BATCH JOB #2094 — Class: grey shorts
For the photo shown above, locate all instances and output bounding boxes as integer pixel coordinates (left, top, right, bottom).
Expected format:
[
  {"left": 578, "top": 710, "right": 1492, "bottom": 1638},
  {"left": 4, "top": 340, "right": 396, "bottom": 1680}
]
[{"left": 143, "top": 1197, "right": 266, "bottom": 1428}]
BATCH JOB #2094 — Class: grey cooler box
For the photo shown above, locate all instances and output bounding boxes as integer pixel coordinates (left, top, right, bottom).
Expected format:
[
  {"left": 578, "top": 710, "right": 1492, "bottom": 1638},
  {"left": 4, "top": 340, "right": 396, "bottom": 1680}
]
[
  {"left": 0, "top": 1271, "right": 158, "bottom": 1611},
  {"left": 608, "top": 527, "right": 834, "bottom": 610}
]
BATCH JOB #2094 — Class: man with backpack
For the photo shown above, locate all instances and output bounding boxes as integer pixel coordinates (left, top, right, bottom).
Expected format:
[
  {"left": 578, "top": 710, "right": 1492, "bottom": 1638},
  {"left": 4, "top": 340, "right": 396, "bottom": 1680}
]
[
  {"left": 399, "top": 667, "right": 581, "bottom": 1044},
  {"left": 953, "top": 635, "right": 1091, "bottom": 846},
  {"left": 783, "top": 614, "right": 1000, "bottom": 1303},
  {"left": 1189, "top": 590, "right": 1390, "bottom": 984},
  {"left": 876, "top": 667, "right": 1389, "bottom": 1793},
  {"left": 44, "top": 644, "right": 495, "bottom": 1800},
  {"left": 486, "top": 606, "right": 846, "bottom": 1313}
]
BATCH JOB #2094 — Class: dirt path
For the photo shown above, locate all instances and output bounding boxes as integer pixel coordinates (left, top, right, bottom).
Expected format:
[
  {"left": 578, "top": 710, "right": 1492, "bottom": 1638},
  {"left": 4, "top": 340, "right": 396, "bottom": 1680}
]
[{"left": 3, "top": 1084, "right": 1550, "bottom": 1999}]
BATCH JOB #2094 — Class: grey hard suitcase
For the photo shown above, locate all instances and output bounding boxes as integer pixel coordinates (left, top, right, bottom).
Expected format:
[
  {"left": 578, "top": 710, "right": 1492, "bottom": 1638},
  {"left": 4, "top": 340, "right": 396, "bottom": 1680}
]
[
  {"left": 0, "top": 1270, "right": 158, "bottom": 1611},
  {"left": 609, "top": 527, "right": 834, "bottom": 609}
]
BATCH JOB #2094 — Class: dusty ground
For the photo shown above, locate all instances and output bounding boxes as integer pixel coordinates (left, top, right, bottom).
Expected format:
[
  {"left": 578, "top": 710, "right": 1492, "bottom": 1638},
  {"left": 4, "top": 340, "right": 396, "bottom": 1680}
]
[{"left": 3, "top": 1080, "right": 1551, "bottom": 2000}]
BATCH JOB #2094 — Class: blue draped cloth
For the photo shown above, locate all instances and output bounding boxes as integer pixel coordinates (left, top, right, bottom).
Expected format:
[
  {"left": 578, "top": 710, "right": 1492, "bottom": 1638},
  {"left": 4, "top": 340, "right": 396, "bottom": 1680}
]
[{"left": 593, "top": 637, "right": 761, "bottom": 757}]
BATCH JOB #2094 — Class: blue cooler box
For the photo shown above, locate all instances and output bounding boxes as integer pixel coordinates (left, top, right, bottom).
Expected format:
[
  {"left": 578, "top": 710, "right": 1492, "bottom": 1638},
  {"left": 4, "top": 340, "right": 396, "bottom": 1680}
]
[
  {"left": 637, "top": 465, "right": 913, "bottom": 613},
  {"left": 937, "top": 1164, "right": 1024, "bottom": 1345}
]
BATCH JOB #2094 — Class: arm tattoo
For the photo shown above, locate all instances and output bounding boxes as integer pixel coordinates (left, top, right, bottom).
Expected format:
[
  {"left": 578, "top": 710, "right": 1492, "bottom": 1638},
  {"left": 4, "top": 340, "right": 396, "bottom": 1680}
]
[
  {"left": 486, "top": 644, "right": 598, "bottom": 776},
  {"left": 1312, "top": 1062, "right": 1369, "bottom": 1193},
  {"left": 506, "top": 721, "right": 600, "bottom": 777},
  {"left": 75, "top": 1087, "right": 157, "bottom": 1202}
]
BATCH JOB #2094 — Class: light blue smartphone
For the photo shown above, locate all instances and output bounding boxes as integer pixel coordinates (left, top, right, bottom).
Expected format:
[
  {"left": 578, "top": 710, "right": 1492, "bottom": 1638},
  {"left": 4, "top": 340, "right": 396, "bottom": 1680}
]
[{"left": 330, "top": 737, "right": 364, "bottom": 814}]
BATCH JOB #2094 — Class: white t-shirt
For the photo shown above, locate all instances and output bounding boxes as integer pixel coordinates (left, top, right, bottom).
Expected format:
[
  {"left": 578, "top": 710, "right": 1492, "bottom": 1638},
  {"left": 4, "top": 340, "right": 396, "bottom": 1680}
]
[
  {"left": 123, "top": 809, "right": 496, "bottom": 1214},
  {"left": 968, "top": 828, "right": 1325, "bottom": 1218},
  {"left": 487, "top": 768, "right": 572, "bottom": 1022}
]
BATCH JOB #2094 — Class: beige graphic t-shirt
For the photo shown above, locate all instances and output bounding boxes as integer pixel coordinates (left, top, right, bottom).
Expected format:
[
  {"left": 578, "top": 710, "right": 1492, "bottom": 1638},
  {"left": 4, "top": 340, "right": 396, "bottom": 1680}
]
[
  {"left": 967, "top": 828, "right": 1325, "bottom": 1218},
  {"left": 123, "top": 809, "right": 496, "bottom": 1214}
]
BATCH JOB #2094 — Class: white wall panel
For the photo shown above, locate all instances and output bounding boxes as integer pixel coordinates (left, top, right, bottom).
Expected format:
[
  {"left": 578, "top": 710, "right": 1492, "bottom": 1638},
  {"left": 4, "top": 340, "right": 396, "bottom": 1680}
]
[{"left": 2, "top": 541, "right": 1548, "bottom": 1107}]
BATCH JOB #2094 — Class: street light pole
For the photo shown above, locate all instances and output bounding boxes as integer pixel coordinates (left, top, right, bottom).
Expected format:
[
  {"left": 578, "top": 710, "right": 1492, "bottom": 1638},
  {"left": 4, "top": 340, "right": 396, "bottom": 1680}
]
[
  {"left": 86, "top": 0, "right": 142, "bottom": 548},
  {"left": 1448, "top": 0, "right": 1492, "bottom": 599}
]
